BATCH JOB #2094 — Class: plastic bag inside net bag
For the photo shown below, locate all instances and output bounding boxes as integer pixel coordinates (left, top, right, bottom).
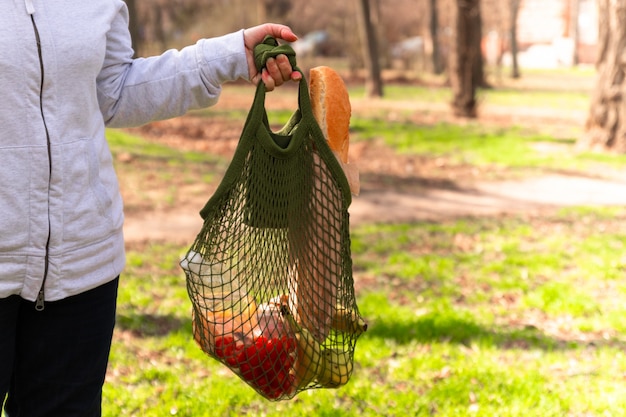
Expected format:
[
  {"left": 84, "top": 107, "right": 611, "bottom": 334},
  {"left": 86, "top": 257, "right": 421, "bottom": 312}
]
[{"left": 179, "top": 37, "right": 367, "bottom": 401}]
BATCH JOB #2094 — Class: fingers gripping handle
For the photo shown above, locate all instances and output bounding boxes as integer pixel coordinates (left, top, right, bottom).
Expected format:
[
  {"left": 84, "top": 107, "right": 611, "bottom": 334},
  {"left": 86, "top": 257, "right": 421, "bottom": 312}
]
[{"left": 254, "top": 35, "right": 300, "bottom": 74}]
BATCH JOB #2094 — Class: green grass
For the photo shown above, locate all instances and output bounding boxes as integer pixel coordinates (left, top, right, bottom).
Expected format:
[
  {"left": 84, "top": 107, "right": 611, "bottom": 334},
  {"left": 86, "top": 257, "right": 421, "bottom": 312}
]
[
  {"left": 105, "top": 129, "right": 229, "bottom": 211},
  {"left": 106, "top": 129, "right": 222, "bottom": 164},
  {"left": 93, "top": 71, "right": 626, "bottom": 416},
  {"left": 477, "top": 87, "right": 591, "bottom": 109},
  {"left": 351, "top": 120, "right": 549, "bottom": 165},
  {"left": 350, "top": 119, "right": 626, "bottom": 174},
  {"left": 103, "top": 206, "right": 626, "bottom": 416},
  {"left": 192, "top": 82, "right": 623, "bottom": 176},
  {"left": 348, "top": 84, "right": 591, "bottom": 111}
]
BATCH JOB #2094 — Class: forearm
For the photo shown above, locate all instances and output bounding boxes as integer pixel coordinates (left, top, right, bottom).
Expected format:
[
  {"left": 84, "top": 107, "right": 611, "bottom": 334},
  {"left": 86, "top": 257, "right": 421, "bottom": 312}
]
[{"left": 99, "top": 31, "right": 249, "bottom": 128}]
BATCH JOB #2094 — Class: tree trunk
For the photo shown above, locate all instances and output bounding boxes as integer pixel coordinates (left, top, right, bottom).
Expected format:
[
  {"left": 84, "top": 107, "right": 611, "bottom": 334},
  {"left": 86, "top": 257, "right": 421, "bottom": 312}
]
[
  {"left": 124, "top": 0, "right": 141, "bottom": 57},
  {"left": 509, "top": 0, "right": 521, "bottom": 79},
  {"left": 430, "top": 0, "right": 444, "bottom": 74},
  {"left": 569, "top": 0, "right": 580, "bottom": 66},
  {"left": 580, "top": 0, "right": 626, "bottom": 151},
  {"left": 357, "top": 0, "right": 384, "bottom": 97},
  {"left": 257, "top": 0, "right": 267, "bottom": 24},
  {"left": 154, "top": 5, "right": 167, "bottom": 52},
  {"left": 449, "top": 0, "right": 481, "bottom": 117},
  {"left": 471, "top": 1, "right": 488, "bottom": 88},
  {"left": 370, "top": 0, "right": 389, "bottom": 70}
]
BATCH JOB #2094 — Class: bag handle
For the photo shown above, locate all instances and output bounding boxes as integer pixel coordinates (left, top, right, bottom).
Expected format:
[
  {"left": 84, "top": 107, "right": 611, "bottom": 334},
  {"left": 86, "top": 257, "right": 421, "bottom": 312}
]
[
  {"left": 253, "top": 35, "right": 298, "bottom": 74},
  {"left": 249, "top": 39, "right": 353, "bottom": 205},
  {"left": 198, "top": 37, "right": 351, "bottom": 220},
  {"left": 245, "top": 36, "right": 319, "bottom": 156},
  {"left": 251, "top": 35, "right": 309, "bottom": 115}
]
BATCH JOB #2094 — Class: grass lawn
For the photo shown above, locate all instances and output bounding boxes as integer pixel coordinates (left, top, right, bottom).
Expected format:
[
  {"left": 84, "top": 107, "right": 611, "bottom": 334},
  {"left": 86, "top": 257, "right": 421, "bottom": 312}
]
[
  {"left": 96, "top": 69, "right": 626, "bottom": 416},
  {"left": 104, "top": 208, "right": 626, "bottom": 416}
]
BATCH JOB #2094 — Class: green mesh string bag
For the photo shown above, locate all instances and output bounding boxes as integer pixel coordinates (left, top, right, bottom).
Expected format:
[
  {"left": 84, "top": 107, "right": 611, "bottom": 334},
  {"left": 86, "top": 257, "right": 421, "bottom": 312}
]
[{"left": 180, "top": 37, "right": 367, "bottom": 401}]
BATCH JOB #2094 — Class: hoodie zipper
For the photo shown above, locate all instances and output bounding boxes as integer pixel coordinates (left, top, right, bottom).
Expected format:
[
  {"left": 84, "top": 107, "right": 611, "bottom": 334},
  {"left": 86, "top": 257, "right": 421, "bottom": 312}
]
[{"left": 29, "top": 8, "right": 52, "bottom": 312}]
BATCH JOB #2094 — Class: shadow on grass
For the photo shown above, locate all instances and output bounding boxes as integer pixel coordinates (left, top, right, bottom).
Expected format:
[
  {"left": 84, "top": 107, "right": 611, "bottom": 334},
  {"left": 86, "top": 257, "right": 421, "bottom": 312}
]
[
  {"left": 365, "top": 313, "right": 626, "bottom": 351},
  {"left": 360, "top": 171, "right": 466, "bottom": 192},
  {"left": 116, "top": 313, "right": 188, "bottom": 337}
]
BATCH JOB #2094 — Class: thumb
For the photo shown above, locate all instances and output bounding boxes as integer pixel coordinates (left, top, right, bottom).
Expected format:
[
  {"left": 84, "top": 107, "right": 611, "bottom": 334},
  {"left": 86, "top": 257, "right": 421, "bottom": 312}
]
[{"left": 245, "top": 24, "right": 298, "bottom": 49}]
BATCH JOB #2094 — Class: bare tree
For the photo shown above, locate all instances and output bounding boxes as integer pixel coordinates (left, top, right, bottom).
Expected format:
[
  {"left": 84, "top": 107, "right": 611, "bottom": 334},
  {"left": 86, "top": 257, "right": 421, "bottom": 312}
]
[
  {"left": 569, "top": 0, "right": 580, "bottom": 66},
  {"left": 257, "top": 0, "right": 267, "bottom": 23},
  {"left": 430, "top": 0, "right": 444, "bottom": 74},
  {"left": 472, "top": 1, "right": 487, "bottom": 88},
  {"left": 580, "top": 0, "right": 626, "bottom": 151},
  {"left": 357, "top": 0, "right": 384, "bottom": 97},
  {"left": 124, "top": 0, "right": 141, "bottom": 57},
  {"left": 257, "top": 0, "right": 291, "bottom": 24},
  {"left": 449, "top": 0, "right": 482, "bottom": 117},
  {"left": 509, "top": 0, "right": 521, "bottom": 78}
]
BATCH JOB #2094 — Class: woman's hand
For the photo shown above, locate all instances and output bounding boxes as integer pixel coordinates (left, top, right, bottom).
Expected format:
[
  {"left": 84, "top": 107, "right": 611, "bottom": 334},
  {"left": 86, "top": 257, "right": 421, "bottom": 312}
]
[{"left": 244, "top": 24, "right": 302, "bottom": 91}]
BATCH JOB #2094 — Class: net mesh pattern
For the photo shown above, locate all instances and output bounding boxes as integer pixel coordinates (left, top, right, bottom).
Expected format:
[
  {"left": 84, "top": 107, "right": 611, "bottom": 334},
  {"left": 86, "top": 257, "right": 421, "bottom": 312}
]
[{"left": 181, "top": 75, "right": 365, "bottom": 400}]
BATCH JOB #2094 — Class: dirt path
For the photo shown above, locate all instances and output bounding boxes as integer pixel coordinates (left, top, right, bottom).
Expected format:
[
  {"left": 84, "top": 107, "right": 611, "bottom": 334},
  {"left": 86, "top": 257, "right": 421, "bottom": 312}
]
[
  {"left": 121, "top": 84, "right": 626, "bottom": 244},
  {"left": 123, "top": 172, "right": 626, "bottom": 243}
]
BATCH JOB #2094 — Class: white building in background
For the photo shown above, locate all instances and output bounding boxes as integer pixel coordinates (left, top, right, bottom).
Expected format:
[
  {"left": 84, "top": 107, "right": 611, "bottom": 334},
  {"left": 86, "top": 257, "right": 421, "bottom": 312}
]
[{"left": 501, "top": 0, "right": 598, "bottom": 68}]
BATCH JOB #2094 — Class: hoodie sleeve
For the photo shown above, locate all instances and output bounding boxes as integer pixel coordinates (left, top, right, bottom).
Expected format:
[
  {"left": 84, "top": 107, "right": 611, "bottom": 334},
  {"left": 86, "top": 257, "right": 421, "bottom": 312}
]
[{"left": 97, "top": 2, "right": 250, "bottom": 128}]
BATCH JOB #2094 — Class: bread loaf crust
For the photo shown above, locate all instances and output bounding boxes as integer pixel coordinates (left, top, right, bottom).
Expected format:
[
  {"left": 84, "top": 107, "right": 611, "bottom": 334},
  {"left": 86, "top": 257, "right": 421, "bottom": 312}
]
[{"left": 310, "top": 66, "right": 351, "bottom": 163}]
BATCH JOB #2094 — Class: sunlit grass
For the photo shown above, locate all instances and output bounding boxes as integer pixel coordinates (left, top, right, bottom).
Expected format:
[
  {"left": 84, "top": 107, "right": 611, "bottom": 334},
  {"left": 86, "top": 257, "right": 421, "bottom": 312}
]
[
  {"left": 478, "top": 88, "right": 590, "bottom": 110},
  {"left": 188, "top": 86, "right": 601, "bottom": 173},
  {"left": 97, "top": 69, "right": 626, "bottom": 416},
  {"left": 349, "top": 119, "right": 626, "bottom": 174},
  {"left": 348, "top": 84, "right": 590, "bottom": 112},
  {"left": 106, "top": 129, "right": 222, "bottom": 164},
  {"left": 103, "top": 205, "right": 626, "bottom": 416}
]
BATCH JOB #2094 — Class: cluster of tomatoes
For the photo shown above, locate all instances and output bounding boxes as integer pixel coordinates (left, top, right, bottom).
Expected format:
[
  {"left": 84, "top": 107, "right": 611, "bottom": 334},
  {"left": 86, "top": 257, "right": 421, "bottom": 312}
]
[{"left": 214, "top": 334, "right": 297, "bottom": 399}]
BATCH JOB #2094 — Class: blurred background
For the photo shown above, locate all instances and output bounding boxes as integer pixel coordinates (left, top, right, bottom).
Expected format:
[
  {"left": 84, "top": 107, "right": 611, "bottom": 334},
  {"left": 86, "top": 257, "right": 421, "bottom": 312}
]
[
  {"left": 125, "top": 0, "right": 597, "bottom": 71},
  {"left": 123, "top": 0, "right": 621, "bottom": 150},
  {"left": 104, "top": 2, "right": 626, "bottom": 416}
]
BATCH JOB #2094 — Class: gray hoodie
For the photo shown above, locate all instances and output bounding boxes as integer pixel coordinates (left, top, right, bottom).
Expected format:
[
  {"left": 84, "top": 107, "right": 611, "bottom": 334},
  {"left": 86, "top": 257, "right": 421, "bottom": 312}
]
[{"left": 1, "top": 0, "right": 250, "bottom": 306}]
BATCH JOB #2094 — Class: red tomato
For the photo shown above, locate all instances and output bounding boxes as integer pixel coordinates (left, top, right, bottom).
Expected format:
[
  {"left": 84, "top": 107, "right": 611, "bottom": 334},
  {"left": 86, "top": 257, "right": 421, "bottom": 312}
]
[
  {"left": 214, "top": 335, "right": 235, "bottom": 359},
  {"left": 239, "top": 362, "right": 254, "bottom": 382},
  {"left": 266, "top": 338, "right": 281, "bottom": 361},
  {"left": 280, "top": 373, "right": 296, "bottom": 395},
  {"left": 226, "top": 342, "right": 245, "bottom": 368},
  {"left": 236, "top": 345, "right": 248, "bottom": 366},
  {"left": 281, "top": 335, "right": 297, "bottom": 353},
  {"left": 263, "top": 386, "right": 283, "bottom": 400},
  {"left": 270, "top": 369, "right": 287, "bottom": 391},
  {"left": 255, "top": 375, "right": 270, "bottom": 391},
  {"left": 235, "top": 335, "right": 298, "bottom": 398},
  {"left": 260, "top": 338, "right": 277, "bottom": 374},
  {"left": 255, "top": 335, "right": 268, "bottom": 348},
  {"left": 246, "top": 344, "right": 263, "bottom": 368},
  {"left": 277, "top": 336, "right": 296, "bottom": 370}
]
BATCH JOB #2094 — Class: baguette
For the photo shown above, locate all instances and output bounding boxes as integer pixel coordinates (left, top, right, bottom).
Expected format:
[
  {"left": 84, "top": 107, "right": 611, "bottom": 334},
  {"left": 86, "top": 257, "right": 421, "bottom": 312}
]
[
  {"left": 310, "top": 66, "right": 360, "bottom": 196},
  {"left": 310, "top": 66, "right": 351, "bottom": 164},
  {"left": 287, "top": 67, "right": 360, "bottom": 343}
]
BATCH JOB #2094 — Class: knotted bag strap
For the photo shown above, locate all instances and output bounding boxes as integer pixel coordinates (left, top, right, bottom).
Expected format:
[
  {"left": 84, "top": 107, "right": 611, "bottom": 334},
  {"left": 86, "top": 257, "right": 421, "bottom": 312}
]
[
  {"left": 198, "top": 36, "right": 351, "bottom": 220},
  {"left": 248, "top": 36, "right": 316, "bottom": 150},
  {"left": 253, "top": 35, "right": 299, "bottom": 74}
]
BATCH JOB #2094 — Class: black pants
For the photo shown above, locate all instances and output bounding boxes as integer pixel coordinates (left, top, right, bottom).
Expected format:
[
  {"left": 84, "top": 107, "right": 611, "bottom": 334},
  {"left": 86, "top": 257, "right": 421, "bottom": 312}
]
[{"left": 0, "top": 277, "right": 118, "bottom": 417}]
